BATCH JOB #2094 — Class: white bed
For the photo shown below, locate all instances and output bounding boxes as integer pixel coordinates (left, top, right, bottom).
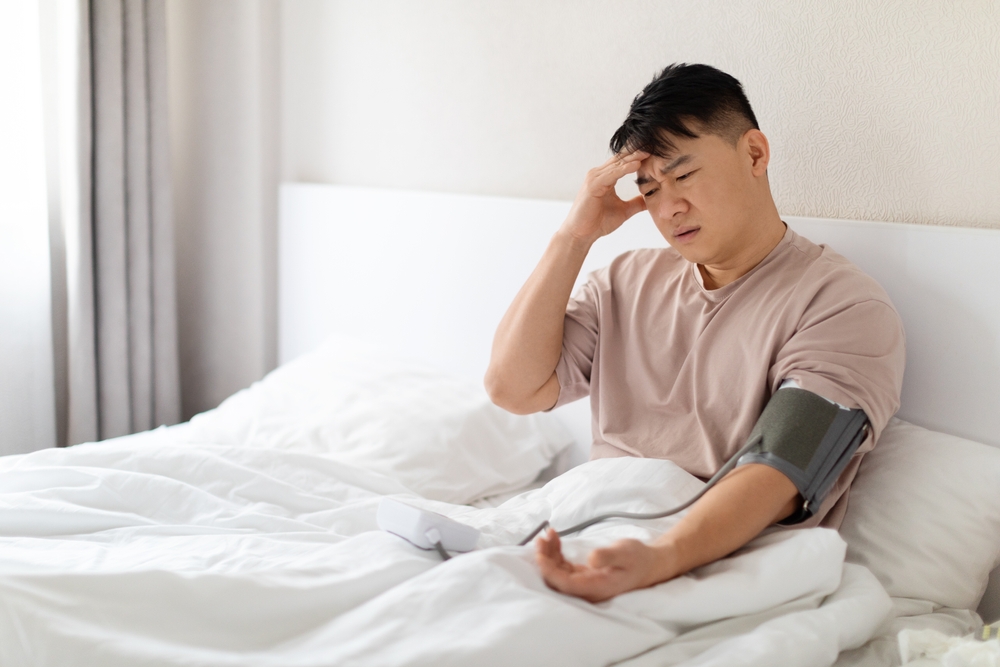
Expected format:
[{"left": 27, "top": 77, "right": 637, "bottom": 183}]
[
  {"left": 0, "top": 183, "right": 998, "bottom": 666},
  {"left": 277, "top": 184, "right": 1000, "bottom": 661}
]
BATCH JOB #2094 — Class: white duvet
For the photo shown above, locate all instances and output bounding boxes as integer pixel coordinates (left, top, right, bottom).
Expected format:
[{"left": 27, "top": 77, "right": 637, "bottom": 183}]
[{"left": 0, "top": 431, "right": 892, "bottom": 666}]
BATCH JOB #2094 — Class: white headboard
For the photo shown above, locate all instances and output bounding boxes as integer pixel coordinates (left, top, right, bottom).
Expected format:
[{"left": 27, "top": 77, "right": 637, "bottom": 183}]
[{"left": 279, "top": 183, "right": 1000, "bottom": 453}]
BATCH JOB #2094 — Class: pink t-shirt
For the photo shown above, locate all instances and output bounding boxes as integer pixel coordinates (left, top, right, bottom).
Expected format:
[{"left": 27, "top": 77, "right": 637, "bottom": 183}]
[{"left": 550, "top": 226, "right": 905, "bottom": 528}]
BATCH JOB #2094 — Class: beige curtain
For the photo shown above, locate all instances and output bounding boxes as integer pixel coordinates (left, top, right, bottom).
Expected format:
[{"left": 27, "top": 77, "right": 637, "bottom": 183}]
[
  {"left": 45, "top": 0, "right": 181, "bottom": 445},
  {"left": 166, "top": 0, "right": 280, "bottom": 420}
]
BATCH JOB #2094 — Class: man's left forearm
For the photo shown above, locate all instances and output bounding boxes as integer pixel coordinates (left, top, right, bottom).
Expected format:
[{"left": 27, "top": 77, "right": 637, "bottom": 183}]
[{"left": 643, "top": 463, "right": 800, "bottom": 586}]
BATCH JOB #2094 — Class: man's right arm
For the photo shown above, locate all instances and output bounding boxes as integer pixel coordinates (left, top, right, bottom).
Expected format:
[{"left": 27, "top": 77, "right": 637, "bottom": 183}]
[
  {"left": 484, "top": 150, "right": 648, "bottom": 414},
  {"left": 483, "top": 231, "right": 594, "bottom": 414}
]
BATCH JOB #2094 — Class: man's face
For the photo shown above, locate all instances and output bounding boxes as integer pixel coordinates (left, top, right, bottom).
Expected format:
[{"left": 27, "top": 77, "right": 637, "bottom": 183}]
[{"left": 635, "top": 131, "right": 761, "bottom": 268}]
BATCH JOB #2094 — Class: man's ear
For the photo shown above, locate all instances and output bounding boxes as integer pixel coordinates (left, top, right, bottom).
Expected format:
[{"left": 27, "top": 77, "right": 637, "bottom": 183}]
[{"left": 743, "top": 129, "right": 770, "bottom": 176}]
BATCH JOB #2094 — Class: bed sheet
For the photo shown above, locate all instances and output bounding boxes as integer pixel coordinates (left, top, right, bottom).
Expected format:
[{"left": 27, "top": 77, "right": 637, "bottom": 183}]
[
  {"left": 832, "top": 598, "right": 982, "bottom": 667},
  {"left": 0, "top": 429, "right": 893, "bottom": 666}
]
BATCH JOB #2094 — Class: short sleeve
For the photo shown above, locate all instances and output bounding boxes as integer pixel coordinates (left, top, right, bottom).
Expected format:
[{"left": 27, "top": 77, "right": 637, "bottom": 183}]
[
  {"left": 546, "top": 273, "right": 602, "bottom": 411},
  {"left": 769, "top": 298, "right": 906, "bottom": 447}
]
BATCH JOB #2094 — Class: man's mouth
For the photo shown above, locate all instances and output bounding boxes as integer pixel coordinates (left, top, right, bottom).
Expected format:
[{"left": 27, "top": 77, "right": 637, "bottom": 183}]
[{"left": 673, "top": 226, "right": 700, "bottom": 241}]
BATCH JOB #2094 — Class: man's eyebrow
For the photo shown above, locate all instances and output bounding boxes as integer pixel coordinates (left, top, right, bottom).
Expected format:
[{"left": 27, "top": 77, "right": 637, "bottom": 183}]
[
  {"left": 635, "top": 154, "right": 694, "bottom": 187},
  {"left": 662, "top": 154, "right": 693, "bottom": 173}
]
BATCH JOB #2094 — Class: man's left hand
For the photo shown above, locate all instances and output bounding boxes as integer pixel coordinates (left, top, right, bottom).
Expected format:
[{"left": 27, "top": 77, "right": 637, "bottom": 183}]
[{"left": 535, "top": 528, "right": 672, "bottom": 602}]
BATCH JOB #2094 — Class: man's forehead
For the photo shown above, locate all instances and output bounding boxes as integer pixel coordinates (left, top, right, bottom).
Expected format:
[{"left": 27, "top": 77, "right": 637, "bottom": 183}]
[{"left": 635, "top": 153, "right": 695, "bottom": 185}]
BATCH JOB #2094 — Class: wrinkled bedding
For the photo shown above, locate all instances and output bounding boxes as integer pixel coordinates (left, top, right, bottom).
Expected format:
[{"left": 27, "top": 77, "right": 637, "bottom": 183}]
[{"left": 0, "top": 430, "right": 893, "bottom": 666}]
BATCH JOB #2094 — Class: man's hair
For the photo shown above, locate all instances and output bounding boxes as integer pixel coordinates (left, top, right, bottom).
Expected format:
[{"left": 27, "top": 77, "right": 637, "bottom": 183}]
[{"left": 609, "top": 63, "right": 760, "bottom": 157}]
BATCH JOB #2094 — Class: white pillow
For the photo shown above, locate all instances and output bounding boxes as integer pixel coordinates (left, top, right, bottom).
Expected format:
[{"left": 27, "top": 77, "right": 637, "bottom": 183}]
[
  {"left": 840, "top": 418, "right": 1000, "bottom": 610},
  {"left": 179, "top": 336, "right": 573, "bottom": 505}
]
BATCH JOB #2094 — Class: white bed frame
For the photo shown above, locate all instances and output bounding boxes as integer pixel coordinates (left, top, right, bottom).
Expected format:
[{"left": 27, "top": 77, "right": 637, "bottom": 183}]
[{"left": 278, "top": 182, "right": 1000, "bottom": 621}]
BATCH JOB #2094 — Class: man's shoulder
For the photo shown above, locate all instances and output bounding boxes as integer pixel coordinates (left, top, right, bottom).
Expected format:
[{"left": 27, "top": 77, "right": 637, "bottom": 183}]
[{"left": 784, "top": 230, "right": 898, "bottom": 313}]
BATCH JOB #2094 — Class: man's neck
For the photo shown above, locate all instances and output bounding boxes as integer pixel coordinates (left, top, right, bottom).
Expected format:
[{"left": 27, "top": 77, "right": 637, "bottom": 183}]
[{"left": 698, "top": 210, "right": 787, "bottom": 290}]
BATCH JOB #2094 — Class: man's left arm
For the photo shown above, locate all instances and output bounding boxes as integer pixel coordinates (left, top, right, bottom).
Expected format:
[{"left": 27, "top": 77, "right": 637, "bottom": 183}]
[
  {"left": 537, "top": 294, "right": 905, "bottom": 603},
  {"left": 536, "top": 462, "right": 798, "bottom": 603}
]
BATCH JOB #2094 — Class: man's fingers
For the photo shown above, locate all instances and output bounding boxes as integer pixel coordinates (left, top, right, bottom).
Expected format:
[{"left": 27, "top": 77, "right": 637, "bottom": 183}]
[
  {"left": 544, "top": 528, "right": 562, "bottom": 558},
  {"left": 604, "top": 151, "right": 647, "bottom": 176},
  {"left": 535, "top": 529, "right": 568, "bottom": 569},
  {"left": 590, "top": 150, "right": 649, "bottom": 187},
  {"left": 540, "top": 561, "right": 580, "bottom": 594},
  {"left": 538, "top": 552, "right": 599, "bottom": 593},
  {"left": 612, "top": 149, "right": 650, "bottom": 165},
  {"left": 546, "top": 527, "right": 560, "bottom": 544},
  {"left": 598, "top": 150, "right": 637, "bottom": 168},
  {"left": 544, "top": 565, "right": 619, "bottom": 602}
]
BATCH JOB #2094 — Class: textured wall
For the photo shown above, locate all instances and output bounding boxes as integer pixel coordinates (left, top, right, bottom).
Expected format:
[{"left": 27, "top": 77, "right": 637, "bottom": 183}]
[{"left": 282, "top": 0, "right": 1000, "bottom": 229}]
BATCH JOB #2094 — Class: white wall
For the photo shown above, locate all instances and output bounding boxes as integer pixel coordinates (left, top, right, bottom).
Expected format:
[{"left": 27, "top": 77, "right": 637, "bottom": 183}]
[
  {"left": 282, "top": 0, "right": 1000, "bottom": 230},
  {"left": 164, "top": 0, "right": 999, "bottom": 420}
]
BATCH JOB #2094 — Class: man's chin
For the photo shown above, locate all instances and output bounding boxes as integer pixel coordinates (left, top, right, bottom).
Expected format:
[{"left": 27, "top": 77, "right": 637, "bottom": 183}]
[{"left": 669, "top": 243, "right": 709, "bottom": 266}]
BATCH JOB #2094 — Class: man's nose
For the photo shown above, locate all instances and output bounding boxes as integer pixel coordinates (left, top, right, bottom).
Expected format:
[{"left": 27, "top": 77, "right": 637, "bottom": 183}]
[{"left": 652, "top": 189, "right": 687, "bottom": 220}]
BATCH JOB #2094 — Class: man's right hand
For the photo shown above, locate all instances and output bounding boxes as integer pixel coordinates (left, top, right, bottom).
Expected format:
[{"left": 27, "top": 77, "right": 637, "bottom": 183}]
[{"left": 561, "top": 150, "right": 649, "bottom": 246}]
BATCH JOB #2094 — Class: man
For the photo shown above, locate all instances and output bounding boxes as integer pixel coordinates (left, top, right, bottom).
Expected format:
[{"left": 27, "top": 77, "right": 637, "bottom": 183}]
[{"left": 484, "top": 64, "right": 905, "bottom": 603}]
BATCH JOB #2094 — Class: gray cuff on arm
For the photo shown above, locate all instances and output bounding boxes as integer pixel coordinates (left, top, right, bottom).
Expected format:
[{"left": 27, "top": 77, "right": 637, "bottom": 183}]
[{"left": 736, "top": 387, "right": 870, "bottom": 525}]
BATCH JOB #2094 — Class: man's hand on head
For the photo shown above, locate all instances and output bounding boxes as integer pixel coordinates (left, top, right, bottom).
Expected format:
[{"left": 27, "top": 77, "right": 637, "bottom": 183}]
[
  {"left": 561, "top": 150, "right": 649, "bottom": 247},
  {"left": 534, "top": 528, "right": 673, "bottom": 603}
]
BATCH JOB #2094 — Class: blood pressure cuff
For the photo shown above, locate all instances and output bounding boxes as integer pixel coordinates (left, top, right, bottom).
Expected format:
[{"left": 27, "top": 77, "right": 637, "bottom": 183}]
[{"left": 737, "top": 387, "right": 870, "bottom": 525}]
